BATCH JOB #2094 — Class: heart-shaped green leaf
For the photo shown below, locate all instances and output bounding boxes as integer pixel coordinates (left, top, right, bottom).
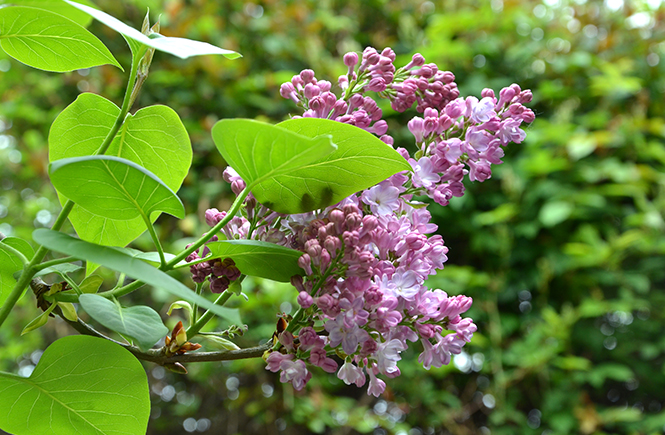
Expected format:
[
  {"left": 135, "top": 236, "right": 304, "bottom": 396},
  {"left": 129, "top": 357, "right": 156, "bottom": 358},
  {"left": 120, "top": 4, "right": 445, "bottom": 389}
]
[
  {"left": 0, "top": 6, "right": 121, "bottom": 72},
  {"left": 49, "top": 93, "right": 192, "bottom": 248},
  {"left": 211, "top": 119, "right": 337, "bottom": 213},
  {"left": 206, "top": 240, "right": 304, "bottom": 283},
  {"left": 0, "top": 335, "right": 149, "bottom": 435},
  {"left": 48, "top": 155, "right": 185, "bottom": 222},
  {"left": 79, "top": 293, "right": 168, "bottom": 351},
  {"left": 33, "top": 229, "right": 242, "bottom": 325},
  {"left": 275, "top": 118, "right": 412, "bottom": 209},
  {"left": 64, "top": 0, "right": 240, "bottom": 59}
]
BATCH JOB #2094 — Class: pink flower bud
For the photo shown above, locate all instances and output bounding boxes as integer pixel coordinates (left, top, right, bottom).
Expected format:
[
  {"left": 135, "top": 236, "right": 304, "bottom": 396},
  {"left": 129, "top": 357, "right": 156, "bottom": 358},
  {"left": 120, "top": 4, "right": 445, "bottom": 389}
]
[
  {"left": 481, "top": 88, "right": 495, "bottom": 99},
  {"left": 300, "top": 69, "right": 316, "bottom": 84},
  {"left": 381, "top": 47, "right": 396, "bottom": 61},
  {"left": 280, "top": 82, "right": 296, "bottom": 100},
  {"left": 343, "top": 52, "right": 359, "bottom": 67},
  {"left": 304, "top": 83, "right": 320, "bottom": 99},
  {"left": 408, "top": 117, "right": 425, "bottom": 143},
  {"left": 407, "top": 53, "right": 425, "bottom": 69},
  {"left": 297, "top": 291, "right": 313, "bottom": 308},
  {"left": 367, "top": 77, "right": 386, "bottom": 92}
]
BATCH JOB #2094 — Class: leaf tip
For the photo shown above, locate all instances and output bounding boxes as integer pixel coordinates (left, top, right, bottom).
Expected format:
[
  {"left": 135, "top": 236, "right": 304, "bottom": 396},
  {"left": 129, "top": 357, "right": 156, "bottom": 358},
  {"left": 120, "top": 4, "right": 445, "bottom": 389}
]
[{"left": 223, "top": 51, "right": 243, "bottom": 60}]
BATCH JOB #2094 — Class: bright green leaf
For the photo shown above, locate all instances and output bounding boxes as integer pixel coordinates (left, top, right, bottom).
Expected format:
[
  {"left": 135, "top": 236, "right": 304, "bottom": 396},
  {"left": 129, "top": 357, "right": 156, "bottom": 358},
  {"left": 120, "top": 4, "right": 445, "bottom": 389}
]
[
  {"left": 49, "top": 93, "right": 192, "bottom": 248},
  {"left": 79, "top": 293, "right": 168, "bottom": 351},
  {"left": 20, "top": 303, "right": 56, "bottom": 335},
  {"left": 206, "top": 240, "right": 304, "bottom": 283},
  {"left": 0, "top": 6, "right": 121, "bottom": 72},
  {"left": 48, "top": 155, "right": 185, "bottom": 222},
  {"left": 58, "top": 301, "right": 78, "bottom": 321},
  {"left": 199, "top": 334, "right": 241, "bottom": 351},
  {"left": 64, "top": 0, "right": 241, "bottom": 59},
  {"left": 0, "top": 0, "right": 96, "bottom": 26},
  {"left": 0, "top": 236, "right": 34, "bottom": 259},
  {"left": 32, "top": 229, "right": 242, "bottom": 325},
  {"left": 79, "top": 274, "right": 104, "bottom": 293},
  {"left": 0, "top": 335, "right": 149, "bottom": 434},
  {"left": 211, "top": 118, "right": 337, "bottom": 213},
  {"left": 276, "top": 118, "right": 412, "bottom": 212}
]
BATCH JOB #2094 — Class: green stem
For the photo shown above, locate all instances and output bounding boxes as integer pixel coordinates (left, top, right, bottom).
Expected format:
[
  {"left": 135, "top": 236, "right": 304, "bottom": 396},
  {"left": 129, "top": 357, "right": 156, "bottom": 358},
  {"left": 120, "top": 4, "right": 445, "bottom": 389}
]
[
  {"left": 32, "top": 256, "right": 77, "bottom": 271},
  {"left": 52, "top": 277, "right": 144, "bottom": 303},
  {"left": 191, "top": 281, "right": 204, "bottom": 325},
  {"left": 186, "top": 290, "right": 233, "bottom": 338},
  {"left": 96, "top": 55, "right": 141, "bottom": 155},
  {"left": 0, "top": 268, "right": 34, "bottom": 328},
  {"left": 143, "top": 214, "right": 166, "bottom": 268},
  {"left": 165, "top": 187, "right": 250, "bottom": 269}
]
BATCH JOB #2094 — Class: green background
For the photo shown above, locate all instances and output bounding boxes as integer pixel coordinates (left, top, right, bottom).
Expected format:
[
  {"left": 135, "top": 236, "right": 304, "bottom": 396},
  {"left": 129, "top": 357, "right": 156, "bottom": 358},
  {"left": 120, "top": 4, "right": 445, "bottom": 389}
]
[{"left": 1, "top": 0, "right": 664, "bottom": 434}]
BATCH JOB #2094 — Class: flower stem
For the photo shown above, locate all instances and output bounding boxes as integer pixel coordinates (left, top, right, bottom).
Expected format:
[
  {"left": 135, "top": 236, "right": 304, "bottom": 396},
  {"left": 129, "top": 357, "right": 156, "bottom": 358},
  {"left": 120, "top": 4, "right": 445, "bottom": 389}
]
[
  {"left": 186, "top": 290, "right": 233, "bottom": 338},
  {"left": 166, "top": 187, "right": 250, "bottom": 269}
]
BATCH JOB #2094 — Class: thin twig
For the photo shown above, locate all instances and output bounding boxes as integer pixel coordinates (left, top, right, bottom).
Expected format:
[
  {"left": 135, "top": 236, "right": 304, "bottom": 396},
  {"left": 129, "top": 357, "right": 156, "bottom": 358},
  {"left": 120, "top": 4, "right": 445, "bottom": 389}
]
[{"left": 63, "top": 314, "right": 270, "bottom": 365}]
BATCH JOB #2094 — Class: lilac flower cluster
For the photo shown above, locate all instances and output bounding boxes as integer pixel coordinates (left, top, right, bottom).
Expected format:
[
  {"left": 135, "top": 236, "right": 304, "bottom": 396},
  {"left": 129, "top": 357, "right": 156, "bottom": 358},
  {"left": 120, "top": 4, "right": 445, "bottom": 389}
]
[{"left": 196, "top": 47, "right": 533, "bottom": 395}]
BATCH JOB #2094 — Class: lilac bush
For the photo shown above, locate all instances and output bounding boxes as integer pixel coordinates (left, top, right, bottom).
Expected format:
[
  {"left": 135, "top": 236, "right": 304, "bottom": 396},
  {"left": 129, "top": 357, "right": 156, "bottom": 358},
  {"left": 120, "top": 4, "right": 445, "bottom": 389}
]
[{"left": 193, "top": 47, "right": 534, "bottom": 395}]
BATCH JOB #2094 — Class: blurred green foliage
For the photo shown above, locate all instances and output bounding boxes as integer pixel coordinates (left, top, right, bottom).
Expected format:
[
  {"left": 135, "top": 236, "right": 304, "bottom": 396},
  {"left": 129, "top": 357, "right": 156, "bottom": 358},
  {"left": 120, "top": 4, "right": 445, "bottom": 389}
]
[{"left": 1, "top": 0, "right": 665, "bottom": 434}]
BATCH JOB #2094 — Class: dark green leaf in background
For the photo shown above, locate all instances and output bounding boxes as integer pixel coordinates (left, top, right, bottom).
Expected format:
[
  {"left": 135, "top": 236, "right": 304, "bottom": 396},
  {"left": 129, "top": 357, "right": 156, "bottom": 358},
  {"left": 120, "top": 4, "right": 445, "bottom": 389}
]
[
  {"left": 0, "top": 335, "right": 149, "bottom": 435},
  {"left": 0, "top": 6, "right": 121, "bottom": 72}
]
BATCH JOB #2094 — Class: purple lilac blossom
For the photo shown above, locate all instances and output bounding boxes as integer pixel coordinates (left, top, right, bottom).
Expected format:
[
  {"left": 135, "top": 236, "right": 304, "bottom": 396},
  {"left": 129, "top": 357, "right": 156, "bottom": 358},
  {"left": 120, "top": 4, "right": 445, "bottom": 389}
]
[{"left": 194, "top": 46, "right": 533, "bottom": 395}]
